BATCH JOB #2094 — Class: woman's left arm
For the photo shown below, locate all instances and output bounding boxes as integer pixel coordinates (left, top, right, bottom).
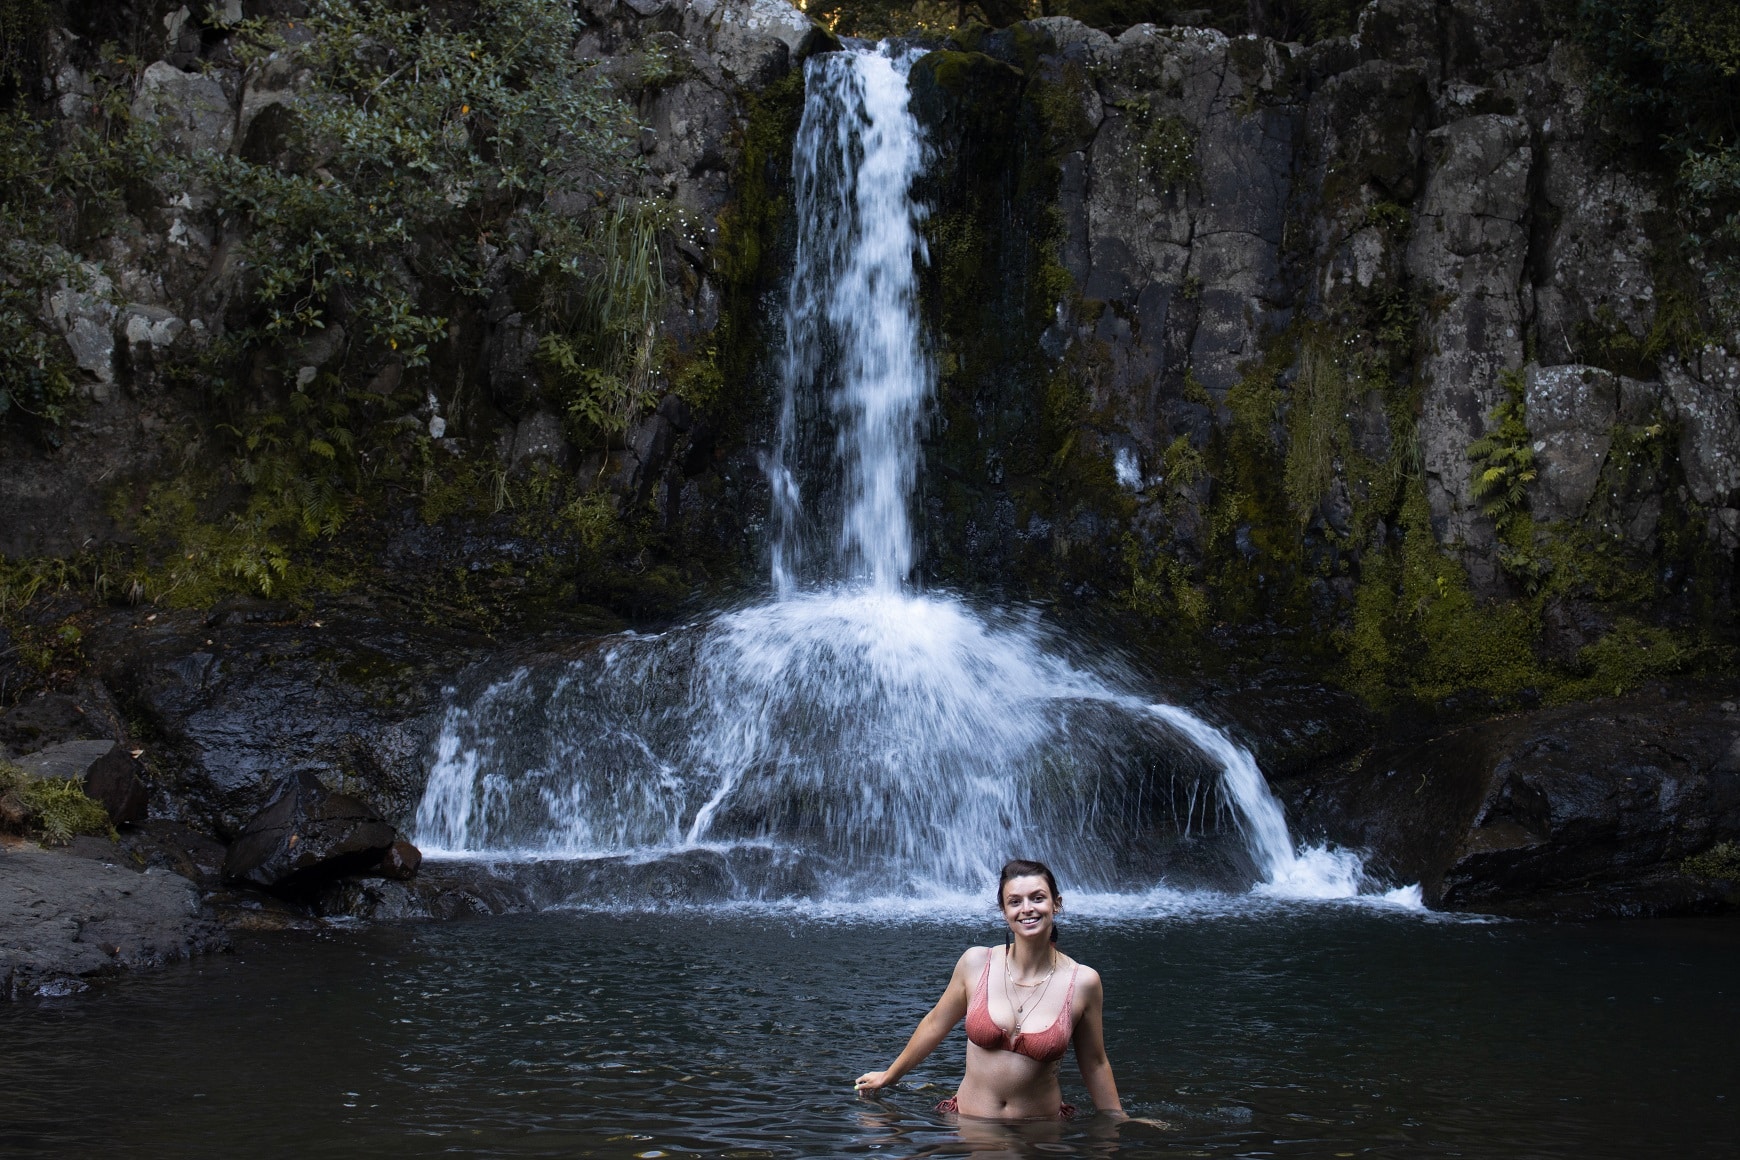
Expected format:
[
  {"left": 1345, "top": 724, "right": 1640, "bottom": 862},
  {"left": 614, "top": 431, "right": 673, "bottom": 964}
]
[{"left": 1072, "top": 969, "right": 1125, "bottom": 1118}]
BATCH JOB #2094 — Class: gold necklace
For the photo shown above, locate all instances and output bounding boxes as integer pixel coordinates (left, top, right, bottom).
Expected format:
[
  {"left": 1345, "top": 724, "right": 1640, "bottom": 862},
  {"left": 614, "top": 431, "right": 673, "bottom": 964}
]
[{"left": 1003, "top": 946, "right": 1057, "bottom": 1035}]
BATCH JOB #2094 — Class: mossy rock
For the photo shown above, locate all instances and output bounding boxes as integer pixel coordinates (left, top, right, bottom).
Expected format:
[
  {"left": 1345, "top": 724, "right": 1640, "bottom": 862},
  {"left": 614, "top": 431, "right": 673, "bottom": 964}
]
[{"left": 909, "top": 49, "right": 1027, "bottom": 130}]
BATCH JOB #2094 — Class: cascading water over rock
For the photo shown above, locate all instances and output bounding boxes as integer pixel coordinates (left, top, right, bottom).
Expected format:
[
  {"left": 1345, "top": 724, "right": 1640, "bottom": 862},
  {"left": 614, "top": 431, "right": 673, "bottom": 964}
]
[{"left": 414, "top": 45, "right": 1395, "bottom": 905}]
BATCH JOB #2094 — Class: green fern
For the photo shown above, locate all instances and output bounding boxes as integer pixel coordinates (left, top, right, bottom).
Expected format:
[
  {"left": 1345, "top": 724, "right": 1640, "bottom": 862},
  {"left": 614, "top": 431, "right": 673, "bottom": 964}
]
[
  {"left": 1467, "top": 369, "right": 1536, "bottom": 520},
  {"left": 0, "top": 762, "right": 115, "bottom": 844}
]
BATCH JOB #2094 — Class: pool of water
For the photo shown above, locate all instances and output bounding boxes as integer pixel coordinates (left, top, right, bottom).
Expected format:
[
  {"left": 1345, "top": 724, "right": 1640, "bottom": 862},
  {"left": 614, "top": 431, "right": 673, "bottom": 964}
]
[{"left": 3, "top": 902, "right": 1734, "bottom": 1158}]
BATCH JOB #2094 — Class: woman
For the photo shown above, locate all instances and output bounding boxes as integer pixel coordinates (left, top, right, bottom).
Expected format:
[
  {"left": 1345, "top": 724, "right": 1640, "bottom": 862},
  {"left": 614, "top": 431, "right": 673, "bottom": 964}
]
[{"left": 854, "top": 859, "right": 1126, "bottom": 1120}]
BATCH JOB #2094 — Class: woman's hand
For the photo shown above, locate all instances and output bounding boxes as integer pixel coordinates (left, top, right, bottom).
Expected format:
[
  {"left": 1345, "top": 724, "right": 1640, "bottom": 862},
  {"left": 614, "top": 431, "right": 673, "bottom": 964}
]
[{"left": 854, "top": 1070, "right": 892, "bottom": 1096}]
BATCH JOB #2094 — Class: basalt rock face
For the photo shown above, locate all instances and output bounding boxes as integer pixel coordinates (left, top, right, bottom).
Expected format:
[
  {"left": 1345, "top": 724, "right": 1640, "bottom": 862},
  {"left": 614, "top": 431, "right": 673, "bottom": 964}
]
[
  {"left": 1278, "top": 682, "right": 1740, "bottom": 918},
  {"left": 907, "top": 5, "right": 1734, "bottom": 667},
  {"left": 1, "top": 843, "right": 229, "bottom": 1000}
]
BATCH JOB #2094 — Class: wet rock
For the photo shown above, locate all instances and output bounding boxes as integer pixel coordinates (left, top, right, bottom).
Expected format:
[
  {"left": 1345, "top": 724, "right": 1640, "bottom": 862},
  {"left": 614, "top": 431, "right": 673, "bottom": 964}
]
[
  {"left": 1282, "top": 682, "right": 1740, "bottom": 918},
  {"left": 1203, "top": 679, "right": 1375, "bottom": 781},
  {"left": 87, "top": 603, "right": 491, "bottom": 835},
  {"left": 1, "top": 843, "right": 227, "bottom": 1000},
  {"left": 315, "top": 846, "right": 830, "bottom": 920},
  {"left": 381, "top": 838, "right": 422, "bottom": 881},
  {"left": 221, "top": 772, "right": 399, "bottom": 892},
  {"left": 118, "top": 820, "right": 229, "bottom": 889},
  {"left": 202, "top": 888, "right": 323, "bottom": 933},
  {"left": 0, "top": 690, "right": 117, "bottom": 757},
  {"left": 80, "top": 746, "right": 150, "bottom": 826}
]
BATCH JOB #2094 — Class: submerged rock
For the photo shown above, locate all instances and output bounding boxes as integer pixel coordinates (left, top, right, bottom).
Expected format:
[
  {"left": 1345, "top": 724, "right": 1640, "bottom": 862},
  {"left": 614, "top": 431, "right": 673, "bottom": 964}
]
[
  {"left": 221, "top": 772, "right": 399, "bottom": 892},
  {"left": 1282, "top": 682, "right": 1740, "bottom": 918}
]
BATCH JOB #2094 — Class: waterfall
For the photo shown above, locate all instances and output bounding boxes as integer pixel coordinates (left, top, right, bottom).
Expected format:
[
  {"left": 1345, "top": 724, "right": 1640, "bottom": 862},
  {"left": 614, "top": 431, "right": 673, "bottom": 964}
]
[
  {"left": 413, "top": 45, "right": 1390, "bottom": 905},
  {"left": 770, "top": 49, "right": 930, "bottom": 594}
]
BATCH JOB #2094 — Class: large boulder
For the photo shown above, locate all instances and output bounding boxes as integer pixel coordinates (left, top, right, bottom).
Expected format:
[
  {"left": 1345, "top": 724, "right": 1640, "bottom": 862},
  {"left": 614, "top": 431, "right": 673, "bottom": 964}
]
[
  {"left": 87, "top": 601, "right": 491, "bottom": 836},
  {"left": 221, "top": 772, "right": 399, "bottom": 892},
  {"left": 1280, "top": 682, "right": 1740, "bottom": 918}
]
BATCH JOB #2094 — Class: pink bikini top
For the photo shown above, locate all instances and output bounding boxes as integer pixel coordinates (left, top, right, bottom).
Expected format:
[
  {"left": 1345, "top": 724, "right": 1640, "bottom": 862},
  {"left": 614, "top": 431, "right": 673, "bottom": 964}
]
[{"left": 964, "top": 948, "right": 1079, "bottom": 1064}]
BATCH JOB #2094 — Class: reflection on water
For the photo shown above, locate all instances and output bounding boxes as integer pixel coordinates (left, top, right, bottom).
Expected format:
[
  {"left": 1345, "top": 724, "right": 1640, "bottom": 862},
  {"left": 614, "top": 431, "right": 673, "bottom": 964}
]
[{"left": 2, "top": 907, "right": 1735, "bottom": 1158}]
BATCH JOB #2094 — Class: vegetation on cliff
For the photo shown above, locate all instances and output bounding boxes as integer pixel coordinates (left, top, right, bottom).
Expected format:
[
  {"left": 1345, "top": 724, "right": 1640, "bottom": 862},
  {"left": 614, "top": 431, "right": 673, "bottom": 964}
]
[{"left": 0, "top": 0, "right": 766, "bottom": 639}]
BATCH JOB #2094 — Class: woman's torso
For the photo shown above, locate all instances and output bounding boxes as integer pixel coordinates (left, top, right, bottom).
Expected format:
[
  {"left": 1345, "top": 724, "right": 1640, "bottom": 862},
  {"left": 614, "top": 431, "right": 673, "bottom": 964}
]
[{"left": 953, "top": 946, "right": 1081, "bottom": 1118}]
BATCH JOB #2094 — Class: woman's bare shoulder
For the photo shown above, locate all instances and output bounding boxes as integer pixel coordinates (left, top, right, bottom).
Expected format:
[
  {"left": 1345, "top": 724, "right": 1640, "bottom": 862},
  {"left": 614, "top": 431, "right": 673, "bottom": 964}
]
[
  {"left": 1068, "top": 959, "right": 1104, "bottom": 994},
  {"left": 956, "top": 945, "right": 994, "bottom": 970}
]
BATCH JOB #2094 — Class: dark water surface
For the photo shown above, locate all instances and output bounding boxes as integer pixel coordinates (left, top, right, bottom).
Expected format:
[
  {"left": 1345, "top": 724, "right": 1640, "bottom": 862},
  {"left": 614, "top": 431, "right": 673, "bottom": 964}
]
[{"left": 3, "top": 904, "right": 1734, "bottom": 1158}]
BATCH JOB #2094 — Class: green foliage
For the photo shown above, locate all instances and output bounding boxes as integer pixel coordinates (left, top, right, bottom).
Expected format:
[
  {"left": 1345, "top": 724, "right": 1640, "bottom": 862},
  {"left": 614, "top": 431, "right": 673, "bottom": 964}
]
[
  {"left": 1682, "top": 840, "right": 1740, "bottom": 879},
  {"left": 1363, "top": 201, "right": 1411, "bottom": 235},
  {"left": 805, "top": 0, "right": 971, "bottom": 36},
  {"left": 1339, "top": 482, "right": 1546, "bottom": 705},
  {"left": 1466, "top": 370, "right": 1537, "bottom": 522},
  {"left": 1565, "top": 0, "right": 1740, "bottom": 339},
  {"left": 1282, "top": 341, "right": 1354, "bottom": 524},
  {"left": 0, "top": 761, "right": 116, "bottom": 844},
  {"left": 1136, "top": 106, "right": 1196, "bottom": 194},
  {"left": 533, "top": 199, "right": 670, "bottom": 440},
  {"left": 81, "top": 0, "right": 670, "bottom": 611},
  {"left": 127, "top": 476, "right": 334, "bottom": 606},
  {"left": 713, "top": 68, "right": 803, "bottom": 398},
  {"left": 212, "top": 0, "right": 636, "bottom": 364},
  {"left": 1559, "top": 614, "right": 1707, "bottom": 699},
  {"left": 1122, "top": 533, "right": 1208, "bottom": 625},
  {"left": 0, "top": 0, "right": 49, "bottom": 94}
]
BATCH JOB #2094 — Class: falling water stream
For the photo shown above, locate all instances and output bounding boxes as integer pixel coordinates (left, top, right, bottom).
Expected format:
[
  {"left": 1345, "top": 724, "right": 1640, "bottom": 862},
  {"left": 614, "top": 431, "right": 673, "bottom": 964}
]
[{"left": 413, "top": 45, "right": 1404, "bottom": 907}]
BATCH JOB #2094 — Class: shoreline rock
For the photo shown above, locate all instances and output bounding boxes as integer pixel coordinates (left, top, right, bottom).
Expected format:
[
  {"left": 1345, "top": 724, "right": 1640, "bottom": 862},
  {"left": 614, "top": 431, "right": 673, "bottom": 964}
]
[
  {"left": 1, "top": 839, "right": 228, "bottom": 1000},
  {"left": 1278, "top": 681, "right": 1740, "bottom": 918}
]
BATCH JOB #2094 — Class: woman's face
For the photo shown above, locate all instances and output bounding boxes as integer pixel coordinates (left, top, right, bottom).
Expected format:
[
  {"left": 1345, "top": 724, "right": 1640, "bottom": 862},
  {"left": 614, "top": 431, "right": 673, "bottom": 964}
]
[{"left": 1000, "top": 874, "right": 1059, "bottom": 939}]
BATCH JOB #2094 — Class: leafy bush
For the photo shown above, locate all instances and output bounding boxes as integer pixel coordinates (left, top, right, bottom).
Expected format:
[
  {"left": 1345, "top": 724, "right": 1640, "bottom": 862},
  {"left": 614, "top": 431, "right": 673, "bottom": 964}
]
[
  {"left": 102, "top": 0, "right": 669, "bottom": 601},
  {"left": 213, "top": 0, "right": 640, "bottom": 367},
  {"left": 0, "top": 61, "right": 155, "bottom": 429},
  {"left": 1682, "top": 839, "right": 1740, "bottom": 880},
  {"left": 532, "top": 198, "right": 672, "bottom": 439}
]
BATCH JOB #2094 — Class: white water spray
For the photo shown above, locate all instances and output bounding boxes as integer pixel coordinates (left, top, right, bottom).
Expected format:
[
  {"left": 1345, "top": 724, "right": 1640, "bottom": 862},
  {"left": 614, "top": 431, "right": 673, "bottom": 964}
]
[{"left": 414, "top": 45, "right": 1399, "bottom": 906}]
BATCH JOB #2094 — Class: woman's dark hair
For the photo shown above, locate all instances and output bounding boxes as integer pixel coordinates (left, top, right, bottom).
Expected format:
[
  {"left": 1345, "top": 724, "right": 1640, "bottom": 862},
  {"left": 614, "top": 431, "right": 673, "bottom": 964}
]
[{"left": 998, "top": 858, "right": 1062, "bottom": 943}]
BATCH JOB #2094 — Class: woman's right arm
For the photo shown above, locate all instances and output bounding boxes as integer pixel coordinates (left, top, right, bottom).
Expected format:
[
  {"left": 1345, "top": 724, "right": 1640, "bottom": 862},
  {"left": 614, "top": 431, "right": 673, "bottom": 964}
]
[{"left": 854, "top": 948, "right": 979, "bottom": 1095}]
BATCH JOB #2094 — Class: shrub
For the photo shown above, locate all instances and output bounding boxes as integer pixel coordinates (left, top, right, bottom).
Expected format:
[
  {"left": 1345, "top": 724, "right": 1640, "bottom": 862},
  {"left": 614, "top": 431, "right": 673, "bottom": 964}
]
[{"left": 212, "top": 0, "right": 641, "bottom": 368}]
